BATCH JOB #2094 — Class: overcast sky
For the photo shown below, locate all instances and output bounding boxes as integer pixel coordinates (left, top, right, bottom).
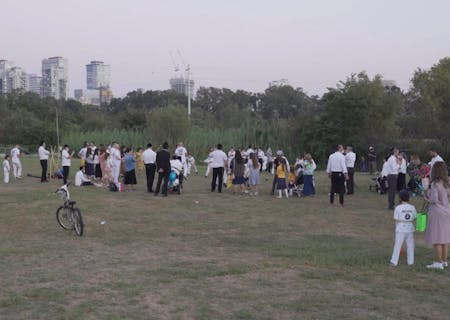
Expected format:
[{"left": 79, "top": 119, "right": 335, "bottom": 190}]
[{"left": 1, "top": 0, "right": 449, "bottom": 97}]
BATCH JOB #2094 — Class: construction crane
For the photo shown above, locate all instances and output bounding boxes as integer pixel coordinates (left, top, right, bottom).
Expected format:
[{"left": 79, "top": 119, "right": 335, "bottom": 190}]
[
  {"left": 177, "top": 50, "right": 192, "bottom": 117},
  {"left": 169, "top": 51, "right": 180, "bottom": 75}
]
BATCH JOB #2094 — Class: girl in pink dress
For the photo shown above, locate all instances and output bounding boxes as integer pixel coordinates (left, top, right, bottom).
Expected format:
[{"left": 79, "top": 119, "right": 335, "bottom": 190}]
[
  {"left": 99, "top": 145, "right": 112, "bottom": 186},
  {"left": 424, "top": 161, "right": 450, "bottom": 270}
]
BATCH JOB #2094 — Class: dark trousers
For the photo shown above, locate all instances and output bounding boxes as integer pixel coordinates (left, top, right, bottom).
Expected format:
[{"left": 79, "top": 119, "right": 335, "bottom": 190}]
[
  {"left": 397, "top": 173, "right": 406, "bottom": 191},
  {"left": 211, "top": 167, "right": 224, "bottom": 192},
  {"left": 369, "top": 161, "right": 377, "bottom": 175},
  {"left": 145, "top": 163, "right": 156, "bottom": 192},
  {"left": 259, "top": 158, "right": 263, "bottom": 172},
  {"left": 387, "top": 174, "right": 398, "bottom": 209},
  {"left": 63, "top": 166, "right": 70, "bottom": 185},
  {"left": 346, "top": 167, "right": 355, "bottom": 194},
  {"left": 271, "top": 174, "right": 278, "bottom": 195},
  {"left": 154, "top": 171, "right": 169, "bottom": 195},
  {"left": 330, "top": 172, "right": 345, "bottom": 205},
  {"left": 40, "top": 160, "right": 48, "bottom": 182}
]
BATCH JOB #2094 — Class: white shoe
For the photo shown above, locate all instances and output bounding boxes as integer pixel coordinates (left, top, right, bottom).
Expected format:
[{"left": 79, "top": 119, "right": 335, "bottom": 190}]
[
  {"left": 443, "top": 261, "right": 449, "bottom": 267},
  {"left": 426, "top": 262, "right": 444, "bottom": 270},
  {"left": 277, "top": 196, "right": 282, "bottom": 199}
]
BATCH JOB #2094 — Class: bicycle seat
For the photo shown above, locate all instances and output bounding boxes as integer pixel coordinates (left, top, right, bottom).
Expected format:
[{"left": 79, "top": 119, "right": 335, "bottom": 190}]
[{"left": 68, "top": 200, "right": 77, "bottom": 206}]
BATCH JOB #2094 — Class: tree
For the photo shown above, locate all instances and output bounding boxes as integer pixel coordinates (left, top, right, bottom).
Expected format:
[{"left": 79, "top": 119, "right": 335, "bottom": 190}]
[{"left": 318, "top": 72, "right": 402, "bottom": 157}]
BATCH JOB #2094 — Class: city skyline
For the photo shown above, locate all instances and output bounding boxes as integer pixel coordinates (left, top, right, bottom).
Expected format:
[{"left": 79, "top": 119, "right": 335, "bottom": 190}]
[{"left": 1, "top": 0, "right": 449, "bottom": 97}]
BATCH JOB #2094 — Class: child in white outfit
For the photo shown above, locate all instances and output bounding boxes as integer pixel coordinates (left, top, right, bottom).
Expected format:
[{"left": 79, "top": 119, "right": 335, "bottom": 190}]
[
  {"left": 3, "top": 155, "right": 11, "bottom": 184},
  {"left": 390, "top": 189, "right": 417, "bottom": 266}
]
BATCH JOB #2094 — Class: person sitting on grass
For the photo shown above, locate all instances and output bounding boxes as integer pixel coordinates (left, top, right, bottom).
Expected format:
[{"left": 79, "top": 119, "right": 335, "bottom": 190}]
[
  {"left": 74, "top": 167, "right": 94, "bottom": 187},
  {"left": 390, "top": 189, "right": 417, "bottom": 266}
]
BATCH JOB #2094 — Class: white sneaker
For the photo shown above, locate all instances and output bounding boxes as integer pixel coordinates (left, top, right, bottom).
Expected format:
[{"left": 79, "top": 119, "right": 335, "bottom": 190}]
[
  {"left": 426, "top": 262, "right": 444, "bottom": 270},
  {"left": 443, "top": 261, "right": 449, "bottom": 267}
]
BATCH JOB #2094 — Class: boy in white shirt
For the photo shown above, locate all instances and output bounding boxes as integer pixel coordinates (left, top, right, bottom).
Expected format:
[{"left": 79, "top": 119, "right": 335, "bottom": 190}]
[
  {"left": 10, "top": 144, "right": 22, "bottom": 179},
  {"left": 390, "top": 190, "right": 417, "bottom": 266},
  {"left": 74, "top": 167, "right": 93, "bottom": 187},
  {"left": 3, "top": 155, "right": 11, "bottom": 184}
]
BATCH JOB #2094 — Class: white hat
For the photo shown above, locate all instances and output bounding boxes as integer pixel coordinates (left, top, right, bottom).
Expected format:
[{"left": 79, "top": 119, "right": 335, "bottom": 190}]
[{"left": 276, "top": 150, "right": 283, "bottom": 156}]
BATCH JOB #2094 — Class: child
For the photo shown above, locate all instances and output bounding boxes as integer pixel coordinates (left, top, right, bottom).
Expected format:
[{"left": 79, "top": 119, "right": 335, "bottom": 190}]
[
  {"left": 390, "top": 189, "right": 417, "bottom": 266},
  {"left": 3, "top": 155, "right": 11, "bottom": 184},
  {"left": 288, "top": 167, "right": 296, "bottom": 196},
  {"left": 276, "top": 159, "right": 289, "bottom": 198}
]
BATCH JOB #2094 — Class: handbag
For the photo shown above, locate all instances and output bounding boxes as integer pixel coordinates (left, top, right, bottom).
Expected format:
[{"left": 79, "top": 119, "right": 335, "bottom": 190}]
[{"left": 416, "top": 202, "right": 428, "bottom": 232}]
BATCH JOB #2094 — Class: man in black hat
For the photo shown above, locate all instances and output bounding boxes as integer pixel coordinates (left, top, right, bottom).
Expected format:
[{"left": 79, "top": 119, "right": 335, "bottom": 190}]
[{"left": 154, "top": 142, "right": 171, "bottom": 197}]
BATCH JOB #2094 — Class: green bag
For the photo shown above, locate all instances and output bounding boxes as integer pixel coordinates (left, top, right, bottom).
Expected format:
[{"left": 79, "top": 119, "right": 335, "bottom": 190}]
[
  {"left": 416, "top": 202, "right": 428, "bottom": 232},
  {"left": 416, "top": 213, "right": 427, "bottom": 232}
]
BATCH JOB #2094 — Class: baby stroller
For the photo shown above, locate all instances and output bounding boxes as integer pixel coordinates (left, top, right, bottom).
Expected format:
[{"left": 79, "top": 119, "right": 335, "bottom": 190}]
[
  {"left": 291, "top": 169, "right": 304, "bottom": 197},
  {"left": 408, "top": 164, "right": 430, "bottom": 197},
  {"left": 369, "top": 172, "right": 387, "bottom": 194},
  {"left": 168, "top": 168, "right": 183, "bottom": 194}
]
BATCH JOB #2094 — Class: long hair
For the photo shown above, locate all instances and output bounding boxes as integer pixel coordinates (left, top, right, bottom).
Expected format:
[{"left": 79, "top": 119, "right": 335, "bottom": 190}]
[
  {"left": 235, "top": 150, "right": 243, "bottom": 164},
  {"left": 431, "top": 162, "right": 450, "bottom": 188},
  {"left": 251, "top": 153, "right": 259, "bottom": 168}
]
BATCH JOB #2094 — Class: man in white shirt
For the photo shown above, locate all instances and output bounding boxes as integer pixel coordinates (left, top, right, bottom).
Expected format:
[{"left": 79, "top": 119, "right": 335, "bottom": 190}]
[
  {"left": 61, "top": 145, "right": 72, "bottom": 185},
  {"left": 10, "top": 144, "right": 22, "bottom": 179},
  {"left": 326, "top": 145, "right": 348, "bottom": 206},
  {"left": 386, "top": 147, "right": 400, "bottom": 209},
  {"left": 175, "top": 142, "right": 188, "bottom": 177},
  {"left": 142, "top": 143, "right": 157, "bottom": 193},
  {"left": 74, "top": 167, "right": 93, "bottom": 186},
  {"left": 110, "top": 142, "right": 122, "bottom": 190},
  {"left": 209, "top": 144, "right": 228, "bottom": 193},
  {"left": 344, "top": 146, "right": 356, "bottom": 195},
  {"left": 78, "top": 142, "right": 88, "bottom": 169},
  {"left": 38, "top": 141, "right": 50, "bottom": 182},
  {"left": 428, "top": 149, "right": 444, "bottom": 171}
]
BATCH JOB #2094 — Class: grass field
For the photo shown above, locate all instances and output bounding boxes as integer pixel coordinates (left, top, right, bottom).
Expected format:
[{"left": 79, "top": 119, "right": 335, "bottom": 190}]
[{"left": 1, "top": 156, "right": 450, "bottom": 319}]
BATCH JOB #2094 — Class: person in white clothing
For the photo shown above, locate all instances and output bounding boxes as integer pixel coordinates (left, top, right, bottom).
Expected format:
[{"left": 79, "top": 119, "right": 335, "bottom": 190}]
[
  {"left": 428, "top": 149, "right": 444, "bottom": 173},
  {"left": 186, "top": 153, "right": 198, "bottom": 175},
  {"left": 142, "top": 143, "right": 157, "bottom": 193},
  {"left": 209, "top": 144, "right": 228, "bottom": 193},
  {"left": 204, "top": 148, "right": 214, "bottom": 178},
  {"left": 61, "top": 145, "right": 73, "bottom": 185},
  {"left": 78, "top": 142, "right": 88, "bottom": 169},
  {"left": 344, "top": 146, "right": 356, "bottom": 195},
  {"left": 10, "top": 144, "right": 22, "bottom": 179},
  {"left": 386, "top": 148, "right": 400, "bottom": 209},
  {"left": 397, "top": 153, "right": 407, "bottom": 191},
  {"left": 74, "top": 167, "right": 93, "bottom": 186},
  {"left": 110, "top": 142, "right": 122, "bottom": 190},
  {"left": 3, "top": 155, "right": 11, "bottom": 184},
  {"left": 38, "top": 141, "right": 50, "bottom": 182},
  {"left": 326, "top": 145, "right": 348, "bottom": 206},
  {"left": 175, "top": 142, "right": 188, "bottom": 177},
  {"left": 390, "top": 190, "right": 417, "bottom": 266}
]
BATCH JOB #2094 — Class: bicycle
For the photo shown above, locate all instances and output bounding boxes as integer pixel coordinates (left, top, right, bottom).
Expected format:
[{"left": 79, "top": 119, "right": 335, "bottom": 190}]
[{"left": 55, "top": 183, "right": 84, "bottom": 236}]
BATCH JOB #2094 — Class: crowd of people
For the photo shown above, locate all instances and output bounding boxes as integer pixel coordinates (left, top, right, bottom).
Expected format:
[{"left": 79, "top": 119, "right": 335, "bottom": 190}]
[{"left": 3, "top": 141, "right": 450, "bottom": 270}]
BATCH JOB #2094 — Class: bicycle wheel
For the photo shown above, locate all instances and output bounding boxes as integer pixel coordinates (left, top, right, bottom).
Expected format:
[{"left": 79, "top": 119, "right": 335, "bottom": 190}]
[
  {"left": 72, "top": 208, "right": 84, "bottom": 236},
  {"left": 56, "top": 206, "right": 74, "bottom": 230}
]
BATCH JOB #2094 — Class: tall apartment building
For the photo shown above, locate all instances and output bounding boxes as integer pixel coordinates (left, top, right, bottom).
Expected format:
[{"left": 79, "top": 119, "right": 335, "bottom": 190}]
[
  {"left": 0, "top": 60, "right": 14, "bottom": 95},
  {"left": 86, "top": 61, "right": 110, "bottom": 90},
  {"left": 75, "top": 60, "right": 112, "bottom": 105},
  {"left": 169, "top": 77, "right": 194, "bottom": 97},
  {"left": 7, "top": 67, "right": 29, "bottom": 92},
  {"left": 28, "top": 74, "right": 43, "bottom": 96},
  {"left": 42, "top": 56, "right": 68, "bottom": 99}
]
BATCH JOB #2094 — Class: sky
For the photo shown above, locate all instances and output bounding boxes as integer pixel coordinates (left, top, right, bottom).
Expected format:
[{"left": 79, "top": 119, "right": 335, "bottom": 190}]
[{"left": 1, "top": 0, "right": 449, "bottom": 97}]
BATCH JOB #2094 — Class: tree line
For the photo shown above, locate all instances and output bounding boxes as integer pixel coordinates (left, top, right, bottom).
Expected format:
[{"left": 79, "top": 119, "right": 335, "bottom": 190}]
[{"left": 0, "top": 57, "right": 448, "bottom": 165}]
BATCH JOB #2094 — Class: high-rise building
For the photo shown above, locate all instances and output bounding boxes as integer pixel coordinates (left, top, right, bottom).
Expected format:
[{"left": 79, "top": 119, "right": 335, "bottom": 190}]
[
  {"left": 7, "top": 66, "right": 29, "bottom": 92},
  {"left": 0, "top": 60, "right": 14, "bottom": 95},
  {"left": 75, "top": 60, "right": 112, "bottom": 106},
  {"left": 169, "top": 77, "right": 194, "bottom": 97},
  {"left": 86, "top": 61, "right": 110, "bottom": 90},
  {"left": 42, "top": 56, "right": 68, "bottom": 99},
  {"left": 28, "top": 74, "right": 42, "bottom": 96}
]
